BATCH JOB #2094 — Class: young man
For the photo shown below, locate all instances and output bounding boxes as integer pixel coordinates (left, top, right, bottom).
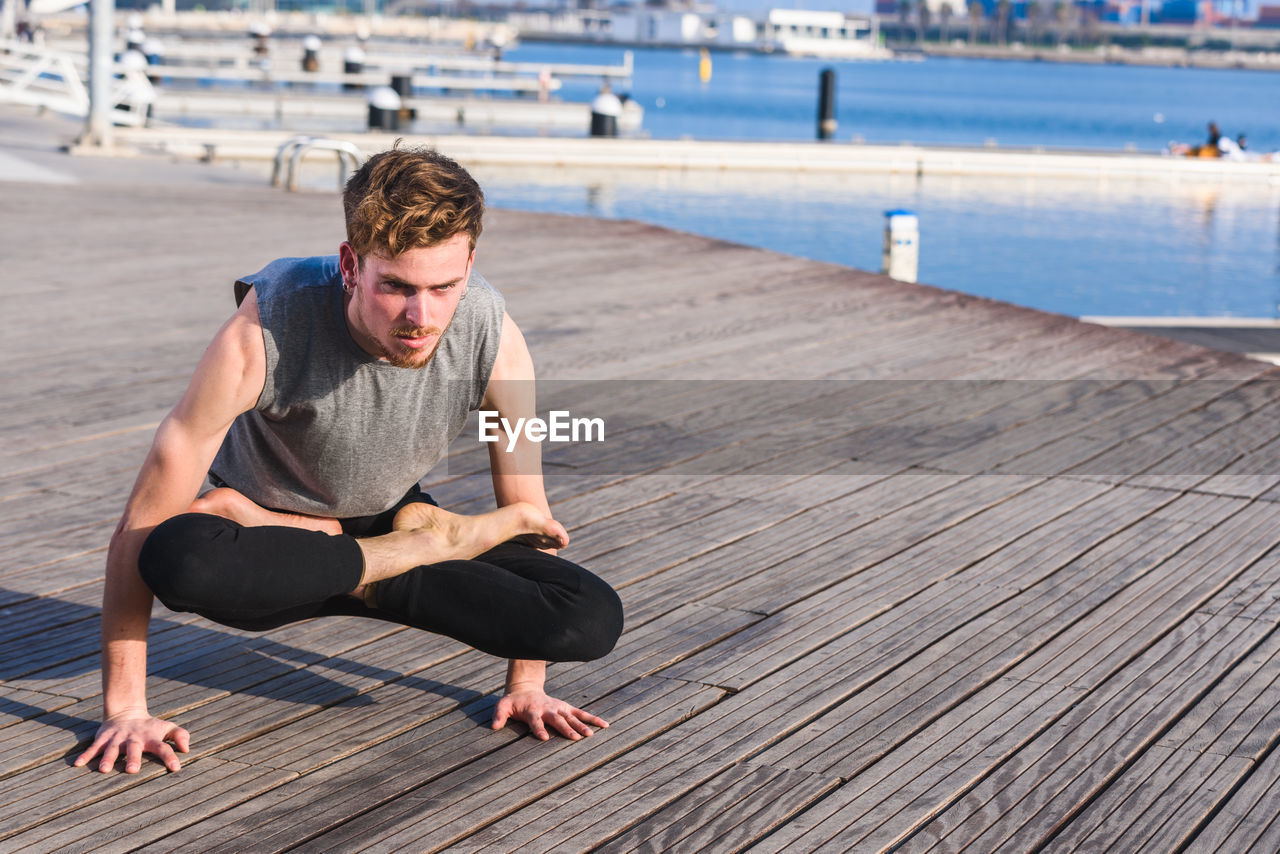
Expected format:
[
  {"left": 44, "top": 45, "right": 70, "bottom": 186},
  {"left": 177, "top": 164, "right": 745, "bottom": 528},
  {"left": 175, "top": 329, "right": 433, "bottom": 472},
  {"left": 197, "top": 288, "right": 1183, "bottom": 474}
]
[{"left": 74, "top": 148, "right": 624, "bottom": 776}]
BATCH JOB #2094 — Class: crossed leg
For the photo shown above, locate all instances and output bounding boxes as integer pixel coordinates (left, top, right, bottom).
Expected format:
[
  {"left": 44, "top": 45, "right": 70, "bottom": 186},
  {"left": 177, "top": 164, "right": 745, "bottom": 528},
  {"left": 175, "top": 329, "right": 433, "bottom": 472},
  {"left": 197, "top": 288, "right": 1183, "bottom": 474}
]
[
  {"left": 141, "top": 487, "right": 620, "bottom": 660},
  {"left": 185, "top": 486, "right": 570, "bottom": 598}
]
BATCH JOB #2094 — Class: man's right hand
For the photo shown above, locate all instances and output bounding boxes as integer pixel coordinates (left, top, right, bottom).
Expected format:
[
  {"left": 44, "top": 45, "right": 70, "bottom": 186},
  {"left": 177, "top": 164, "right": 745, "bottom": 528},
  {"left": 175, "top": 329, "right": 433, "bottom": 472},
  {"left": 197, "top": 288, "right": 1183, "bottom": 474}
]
[{"left": 73, "top": 712, "right": 190, "bottom": 774}]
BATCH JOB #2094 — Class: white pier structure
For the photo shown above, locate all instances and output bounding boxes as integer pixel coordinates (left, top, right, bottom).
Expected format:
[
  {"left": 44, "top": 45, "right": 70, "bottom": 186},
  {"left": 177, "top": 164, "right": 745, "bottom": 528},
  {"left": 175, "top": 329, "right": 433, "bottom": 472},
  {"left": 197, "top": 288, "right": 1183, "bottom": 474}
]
[{"left": 0, "top": 39, "right": 154, "bottom": 127}]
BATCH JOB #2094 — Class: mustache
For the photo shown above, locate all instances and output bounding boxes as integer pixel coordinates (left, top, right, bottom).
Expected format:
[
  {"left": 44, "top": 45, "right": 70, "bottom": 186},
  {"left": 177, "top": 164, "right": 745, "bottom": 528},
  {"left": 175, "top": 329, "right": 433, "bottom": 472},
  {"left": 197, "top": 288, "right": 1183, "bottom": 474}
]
[{"left": 390, "top": 326, "right": 443, "bottom": 339}]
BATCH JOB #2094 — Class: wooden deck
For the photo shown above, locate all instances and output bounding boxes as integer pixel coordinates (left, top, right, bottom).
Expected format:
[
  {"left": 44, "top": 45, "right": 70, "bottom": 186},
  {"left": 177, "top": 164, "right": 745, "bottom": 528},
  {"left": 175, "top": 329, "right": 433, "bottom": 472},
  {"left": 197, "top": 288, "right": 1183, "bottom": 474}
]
[{"left": 6, "top": 117, "right": 1280, "bottom": 852}]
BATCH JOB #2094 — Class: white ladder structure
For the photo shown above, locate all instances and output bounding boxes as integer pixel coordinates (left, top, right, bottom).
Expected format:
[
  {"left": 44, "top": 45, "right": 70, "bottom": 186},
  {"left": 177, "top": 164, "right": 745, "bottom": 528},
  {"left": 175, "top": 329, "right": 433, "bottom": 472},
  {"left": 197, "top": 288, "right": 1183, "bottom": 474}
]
[{"left": 0, "top": 39, "right": 155, "bottom": 126}]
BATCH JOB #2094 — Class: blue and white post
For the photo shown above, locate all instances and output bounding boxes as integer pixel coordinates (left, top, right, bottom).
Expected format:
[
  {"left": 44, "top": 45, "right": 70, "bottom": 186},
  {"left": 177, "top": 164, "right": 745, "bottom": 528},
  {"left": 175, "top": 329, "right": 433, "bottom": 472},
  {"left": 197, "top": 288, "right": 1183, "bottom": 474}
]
[{"left": 882, "top": 209, "right": 919, "bottom": 283}]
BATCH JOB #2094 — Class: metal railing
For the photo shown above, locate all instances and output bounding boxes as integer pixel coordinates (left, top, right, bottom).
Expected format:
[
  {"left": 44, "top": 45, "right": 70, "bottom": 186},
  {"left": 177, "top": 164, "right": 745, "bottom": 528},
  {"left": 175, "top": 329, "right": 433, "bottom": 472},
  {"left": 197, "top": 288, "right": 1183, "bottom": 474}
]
[
  {"left": 0, "top": 39, "right": 154, "bottom": 126},
  {"left": 272, "top": 135, "right": 364, "bottom": 192}
]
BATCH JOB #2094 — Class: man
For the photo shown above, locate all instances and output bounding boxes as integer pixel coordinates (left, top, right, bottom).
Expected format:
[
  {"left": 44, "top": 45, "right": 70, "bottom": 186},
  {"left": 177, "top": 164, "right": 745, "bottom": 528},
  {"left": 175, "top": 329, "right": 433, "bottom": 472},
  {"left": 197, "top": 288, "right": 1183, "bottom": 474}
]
[{"left": 74, "top": 147, "right": 624, "bottom": 775}]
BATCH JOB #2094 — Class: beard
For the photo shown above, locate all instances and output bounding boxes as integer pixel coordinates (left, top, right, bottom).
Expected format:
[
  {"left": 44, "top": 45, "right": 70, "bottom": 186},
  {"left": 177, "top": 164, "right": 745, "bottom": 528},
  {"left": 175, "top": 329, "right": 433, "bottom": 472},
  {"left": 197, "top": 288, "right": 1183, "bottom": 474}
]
[{"left": 378, "top": 325, "right": 444, "bottom": 369}]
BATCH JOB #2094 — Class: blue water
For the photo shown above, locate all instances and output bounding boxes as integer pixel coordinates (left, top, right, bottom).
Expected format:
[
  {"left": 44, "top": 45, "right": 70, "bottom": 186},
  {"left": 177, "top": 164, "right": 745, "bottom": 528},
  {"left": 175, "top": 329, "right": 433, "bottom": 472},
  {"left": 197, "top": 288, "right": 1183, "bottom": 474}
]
[
  {"left": 473, "top": 44, "right": 1280, "bottom": 319},
  {"left": 509, "top": 43, "right": 1280, "bottom": 153}
]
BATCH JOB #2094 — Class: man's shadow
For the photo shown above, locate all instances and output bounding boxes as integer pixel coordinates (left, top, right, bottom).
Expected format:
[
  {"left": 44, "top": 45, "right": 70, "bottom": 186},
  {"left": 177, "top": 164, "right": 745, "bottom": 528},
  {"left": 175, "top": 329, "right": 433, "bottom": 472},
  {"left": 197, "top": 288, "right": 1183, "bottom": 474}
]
[{"left": 1, "top": 588, "right": 495, "bottom": 754}]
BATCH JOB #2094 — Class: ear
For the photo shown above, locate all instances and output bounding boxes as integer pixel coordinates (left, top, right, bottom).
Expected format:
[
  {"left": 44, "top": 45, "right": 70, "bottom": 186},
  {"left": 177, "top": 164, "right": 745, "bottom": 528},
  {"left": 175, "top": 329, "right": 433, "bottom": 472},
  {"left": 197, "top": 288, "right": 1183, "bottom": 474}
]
[{"left": 338, "top": 242, "right": 359, "bottom": 285}]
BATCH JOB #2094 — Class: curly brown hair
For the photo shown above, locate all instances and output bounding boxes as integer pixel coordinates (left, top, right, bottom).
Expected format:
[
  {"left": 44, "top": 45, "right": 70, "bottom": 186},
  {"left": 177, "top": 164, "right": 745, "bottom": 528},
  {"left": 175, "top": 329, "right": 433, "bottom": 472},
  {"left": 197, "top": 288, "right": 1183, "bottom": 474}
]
[{"left": 343, "top": 144, "right": 485, "bottom": 261}]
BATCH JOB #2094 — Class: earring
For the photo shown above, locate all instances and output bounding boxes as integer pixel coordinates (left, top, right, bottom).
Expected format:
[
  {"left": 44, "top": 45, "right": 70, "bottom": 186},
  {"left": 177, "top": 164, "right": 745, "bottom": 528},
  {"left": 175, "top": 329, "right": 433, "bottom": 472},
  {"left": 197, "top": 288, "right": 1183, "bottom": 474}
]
[{"left": 342, "top": 279, "right": 355, "bottom": 294}]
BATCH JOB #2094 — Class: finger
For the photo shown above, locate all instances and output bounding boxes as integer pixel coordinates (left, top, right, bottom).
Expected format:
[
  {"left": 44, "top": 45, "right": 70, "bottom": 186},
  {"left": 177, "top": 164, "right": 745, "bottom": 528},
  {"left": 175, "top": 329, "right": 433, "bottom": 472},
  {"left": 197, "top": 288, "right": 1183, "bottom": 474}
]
[
  {"left": 98, "top": 743, "right": 120, "bottom": 774},
  {"left": 549, "top": 713, "right": 583, "bottom": 741},
  {"left": 155, "top": 742, "right": 183, "bottom": 773},
  {"left": 528, "top": 715, "right": 550, "bottom": 741},
  {"left": 571, "top": 709, "right": 609, "bottom": 729},
  {"left": 73, "top": 733, "right": 108, "bottom": 767},
  {"left": 168, "top": 726, "right": 191, "bottom": 754},
  {"left": 125, "top": 740, "right": 144, "bottom": 775},
  {"left": 566, "top": 714, "right": 594, "bottom": 738},
  {"left": 492, "top": 704, "right": 510, "bottom": 730}
]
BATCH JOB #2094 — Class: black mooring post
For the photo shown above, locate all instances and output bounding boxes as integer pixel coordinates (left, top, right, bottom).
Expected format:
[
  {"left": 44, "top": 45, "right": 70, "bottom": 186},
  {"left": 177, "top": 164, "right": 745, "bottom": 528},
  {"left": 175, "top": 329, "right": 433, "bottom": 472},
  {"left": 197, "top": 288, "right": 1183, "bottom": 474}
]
[{"left": 818, "top": 68, "right": 837, "bottom": 141}]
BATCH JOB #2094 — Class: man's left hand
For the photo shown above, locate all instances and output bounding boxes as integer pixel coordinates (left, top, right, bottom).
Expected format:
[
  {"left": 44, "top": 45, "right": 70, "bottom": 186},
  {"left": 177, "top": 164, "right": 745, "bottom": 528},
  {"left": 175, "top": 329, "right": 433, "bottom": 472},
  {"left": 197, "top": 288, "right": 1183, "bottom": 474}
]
[{"left": 492, "top": 687, "right": 608, "bottom": 741}]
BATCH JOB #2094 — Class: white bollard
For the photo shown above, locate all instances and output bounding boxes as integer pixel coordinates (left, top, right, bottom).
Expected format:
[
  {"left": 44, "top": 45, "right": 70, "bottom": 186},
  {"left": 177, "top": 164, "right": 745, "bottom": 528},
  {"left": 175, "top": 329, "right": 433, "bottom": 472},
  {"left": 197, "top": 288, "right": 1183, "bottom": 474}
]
[
  {"left": 882, "top": 209, "right": 919, "bottom": 283},
  {"left": 367, "top": 86, "right": 402, "bottom": 132},
  {"left": 590, "top": 87, "right": 622, "bottom": 137},
  {"left": 343, "top": 45, "right": 366, "bottom": 91},
  {"left": 302, "top": 35, "right": 321, "bottom": 72}
]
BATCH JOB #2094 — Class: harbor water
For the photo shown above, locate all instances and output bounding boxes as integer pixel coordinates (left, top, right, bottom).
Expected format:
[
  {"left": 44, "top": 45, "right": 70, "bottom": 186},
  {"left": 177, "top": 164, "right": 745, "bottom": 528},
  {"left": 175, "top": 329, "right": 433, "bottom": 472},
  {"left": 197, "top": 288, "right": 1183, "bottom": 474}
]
[{"left": 481, "top": 44, "right": 1280, "bottom": 320}]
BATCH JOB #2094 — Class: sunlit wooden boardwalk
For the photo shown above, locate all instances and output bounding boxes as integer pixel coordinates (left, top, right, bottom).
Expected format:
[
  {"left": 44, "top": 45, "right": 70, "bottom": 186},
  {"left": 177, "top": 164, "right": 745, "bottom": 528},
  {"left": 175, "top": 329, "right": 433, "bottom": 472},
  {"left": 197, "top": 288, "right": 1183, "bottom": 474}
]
[{"left": 5, "top": 111, "right": 1280, "bottom": 852}]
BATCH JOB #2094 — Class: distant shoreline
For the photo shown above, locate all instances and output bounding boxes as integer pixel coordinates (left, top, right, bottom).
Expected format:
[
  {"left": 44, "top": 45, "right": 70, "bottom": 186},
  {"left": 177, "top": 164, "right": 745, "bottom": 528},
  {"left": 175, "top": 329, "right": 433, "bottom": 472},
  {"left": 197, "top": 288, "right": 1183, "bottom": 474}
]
[{"left": 519, "top": 32, "right": 1280, "bottom": 73}]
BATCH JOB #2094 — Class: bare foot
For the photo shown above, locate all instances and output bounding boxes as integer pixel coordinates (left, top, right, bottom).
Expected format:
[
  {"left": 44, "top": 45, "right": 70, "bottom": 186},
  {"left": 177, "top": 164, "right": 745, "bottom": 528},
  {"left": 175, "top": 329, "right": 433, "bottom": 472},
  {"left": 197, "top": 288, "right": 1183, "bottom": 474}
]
[
  {"left": 353, "top": 504, "right": 568, "bottom": 599},
  {"left": 189, "top": 487, "right": 343, "bottom": 536},
  {"left": 392, "top": 501, "right": 569, "bottom": 556},
  {"left": 351, "top": 502, "right": 569, "bottom": 599}
]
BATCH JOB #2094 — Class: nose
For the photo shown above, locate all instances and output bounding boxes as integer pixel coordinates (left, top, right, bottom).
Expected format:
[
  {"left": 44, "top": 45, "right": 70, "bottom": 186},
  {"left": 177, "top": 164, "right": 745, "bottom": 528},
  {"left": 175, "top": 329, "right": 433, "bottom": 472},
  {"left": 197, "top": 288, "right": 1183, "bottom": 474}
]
[{"left": 404, "top": 290, "right": 432, "bottom": 328}]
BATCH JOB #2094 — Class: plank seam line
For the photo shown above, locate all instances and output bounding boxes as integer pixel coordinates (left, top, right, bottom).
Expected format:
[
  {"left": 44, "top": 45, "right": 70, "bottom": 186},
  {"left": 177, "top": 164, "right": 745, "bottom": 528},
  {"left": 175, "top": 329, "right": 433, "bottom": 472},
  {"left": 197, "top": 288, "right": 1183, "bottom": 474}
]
[
  {"left": 750, "top": 500, "right": 1280, "bottom": 852},
  {"left": 579, "top": 761, "right": 773, "bottom": 854},
  {"left": 273, "top": 682, "right": 732, "bottom": 854},
  {"left": 694, "top": 475, "right": 1145, "bottom": 692},
  {"left": 1033, "top": 617, "right": 1280, "bottom": 854},
  {"left": 918, "top": 374, "right": 1264, "bottom": 480},
  {"left": 5, "top": 545, "right": 108, "bottom": 578},
  {"left": 1054, "top": 375, "right": 1275, "bottom": 480},
  {"left": 0, "top": 577, "right": 101, "bottom": 612}
]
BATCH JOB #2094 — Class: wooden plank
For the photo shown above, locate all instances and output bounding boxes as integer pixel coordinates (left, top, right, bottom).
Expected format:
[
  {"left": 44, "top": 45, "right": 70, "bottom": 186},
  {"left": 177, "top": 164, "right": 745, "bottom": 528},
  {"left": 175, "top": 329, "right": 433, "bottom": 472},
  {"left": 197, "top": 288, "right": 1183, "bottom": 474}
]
[
  {"left": 592, "top": 762, "right": 839, "bottom": 854},
  {"left": 1056, "top": 377, "right": 1280, "bottom": 481},
  {"left": 746, "top": 677, "right": 1077, "bottom": 853},
  {"left": 1004, "top": 374, "right": 1269, "bottom": 478},
  {"left": 0, "top": 581, "right": 104, "bottom": 643},
  {"left": 1005, "top": 497, "right": 1276, "bottom": 689},
  {"left": 919, "top": 616, "right": 1269, "bottom": 853},
  {"left": 1193, "top": 735, "right": 1280, "bottom": 851},
  {"left": 140, "top": 677, "right": 722, "bottom": 854},
  {"left": 0, "top": 758, "right": 296, "bottom": 854},
  {"left": 670, "top": 476, "right": 1124, "bottom": 690},
  {"left": 753, "top": 613, "right": 1262, "bottom": 852},
  {"left": 215, "top": 603, "right": 755, "bottom": 775},
  {"left": 706, "top": 474, "right": 1040, "bottom": 616},
  {"left": 744, "top": 493, "right": 1228, "bottom": 778},
  {"left": 618, "top": 471, "right": 908, "bottom": 626},
  {"left": 1043, "top": 608, "right": 1280, "bottom": 851}
]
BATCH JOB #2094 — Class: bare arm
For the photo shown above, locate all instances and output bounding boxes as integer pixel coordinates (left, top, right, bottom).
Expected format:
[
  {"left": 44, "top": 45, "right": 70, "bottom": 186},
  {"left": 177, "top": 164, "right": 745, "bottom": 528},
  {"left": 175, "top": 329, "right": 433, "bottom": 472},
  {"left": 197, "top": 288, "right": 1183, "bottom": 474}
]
[
  {"left": 75, "top": 292, "right": 267, "bottom": 774},
  {"left": 482, "top": 313, "right": 607, "bottom": 741},
  {"left": 482, "top": 312, "right": 555, "bottom": 526}
]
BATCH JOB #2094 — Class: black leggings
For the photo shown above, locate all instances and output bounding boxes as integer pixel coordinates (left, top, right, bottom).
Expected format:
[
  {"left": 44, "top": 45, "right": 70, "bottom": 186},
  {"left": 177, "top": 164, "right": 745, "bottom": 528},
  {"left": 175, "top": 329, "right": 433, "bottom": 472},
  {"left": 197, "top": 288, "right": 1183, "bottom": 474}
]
[{"left": 137, "top": 488, "right": 623, "bottom": 663}]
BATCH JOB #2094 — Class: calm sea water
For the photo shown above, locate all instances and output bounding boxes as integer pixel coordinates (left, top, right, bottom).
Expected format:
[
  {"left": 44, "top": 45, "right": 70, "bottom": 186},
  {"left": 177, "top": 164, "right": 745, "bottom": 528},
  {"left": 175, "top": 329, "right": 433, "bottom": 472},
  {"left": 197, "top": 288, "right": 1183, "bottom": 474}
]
[
  {"left": 474, "top": 44, "right": 1280, "bottom": 319},
  {"left": 508, "top": 43, "right": 1280, "bottom": 153}
]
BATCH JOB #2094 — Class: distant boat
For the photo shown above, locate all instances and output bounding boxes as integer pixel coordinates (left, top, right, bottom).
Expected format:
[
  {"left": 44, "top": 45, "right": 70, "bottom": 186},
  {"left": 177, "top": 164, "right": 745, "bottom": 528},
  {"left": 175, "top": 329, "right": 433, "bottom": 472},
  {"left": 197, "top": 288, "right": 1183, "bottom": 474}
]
[
  {"left": 759, "top": 10, "right": 892, "bottom": 60},
  {"left": 514, "top": 7, "right": 894, "bottom": 60}
]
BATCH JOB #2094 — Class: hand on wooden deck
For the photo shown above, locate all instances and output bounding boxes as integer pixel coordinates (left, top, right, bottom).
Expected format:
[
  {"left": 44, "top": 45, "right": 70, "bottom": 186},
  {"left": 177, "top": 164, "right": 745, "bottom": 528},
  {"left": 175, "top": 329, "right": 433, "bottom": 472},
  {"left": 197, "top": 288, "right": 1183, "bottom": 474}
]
[
  {"left": 73, "top": 712, "right": 190, "bottom": 774},
  {"left": 491, "top": 687, "right": 608, "bottom": 742}
]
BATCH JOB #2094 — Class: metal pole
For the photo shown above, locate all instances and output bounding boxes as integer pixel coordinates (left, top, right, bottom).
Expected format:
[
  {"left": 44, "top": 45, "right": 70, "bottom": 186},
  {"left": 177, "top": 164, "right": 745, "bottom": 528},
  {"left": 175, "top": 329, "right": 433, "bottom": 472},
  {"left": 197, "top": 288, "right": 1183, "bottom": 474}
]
[
  {"left": 1, "top": 0, "right": 16, "bottom": 42},
  {"left": 817, "top": 68, "right": 836, "bottom": 141},
  {"left": 86, "top": 0, "right": 114, "bottom": 148}
]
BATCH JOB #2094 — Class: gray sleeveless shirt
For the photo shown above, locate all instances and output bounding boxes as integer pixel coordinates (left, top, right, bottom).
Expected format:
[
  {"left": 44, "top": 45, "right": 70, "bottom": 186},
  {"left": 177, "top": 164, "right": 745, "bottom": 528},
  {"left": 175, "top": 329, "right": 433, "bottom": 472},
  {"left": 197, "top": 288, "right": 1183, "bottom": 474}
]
[{"left": 210, "top": 255, "right": 505, "bottom": 517}]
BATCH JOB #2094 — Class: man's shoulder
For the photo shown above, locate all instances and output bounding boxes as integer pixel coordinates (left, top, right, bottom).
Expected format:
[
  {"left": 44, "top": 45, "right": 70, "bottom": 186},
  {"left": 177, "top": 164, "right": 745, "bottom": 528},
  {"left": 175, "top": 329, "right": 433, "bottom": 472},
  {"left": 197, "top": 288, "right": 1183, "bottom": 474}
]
[
  {"left": 466, "top": 270, "right": 503, "bottom": 302},
  {"left": 235, "top": 255, "right": 340, "bottom": 305}
]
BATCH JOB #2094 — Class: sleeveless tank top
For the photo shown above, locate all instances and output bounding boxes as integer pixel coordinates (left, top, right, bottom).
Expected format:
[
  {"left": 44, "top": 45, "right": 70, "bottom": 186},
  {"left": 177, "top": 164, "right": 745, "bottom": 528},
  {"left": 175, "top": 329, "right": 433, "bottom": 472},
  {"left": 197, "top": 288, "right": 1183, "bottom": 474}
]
[{"left": 209, "top": 255, "right": 505, "bottom": 517}]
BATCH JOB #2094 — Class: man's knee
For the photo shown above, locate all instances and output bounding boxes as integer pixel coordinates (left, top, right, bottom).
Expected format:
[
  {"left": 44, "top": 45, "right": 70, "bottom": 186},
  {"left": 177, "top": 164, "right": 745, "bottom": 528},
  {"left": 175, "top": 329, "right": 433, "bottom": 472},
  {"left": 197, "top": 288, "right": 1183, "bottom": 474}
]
[
  {"left": 544, "top": 569, "right": 623, "bottom": 662},
  {"left": 138, "top": 513, "right": 236, "bottom": 612}
]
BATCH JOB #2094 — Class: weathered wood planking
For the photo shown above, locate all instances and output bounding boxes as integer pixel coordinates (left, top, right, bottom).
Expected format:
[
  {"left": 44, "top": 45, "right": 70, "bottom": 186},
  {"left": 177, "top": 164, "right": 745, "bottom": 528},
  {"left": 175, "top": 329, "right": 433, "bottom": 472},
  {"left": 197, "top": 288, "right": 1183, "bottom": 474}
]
[{"left": 7, "top": 116, "right": 1280, "bottom": 853}]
